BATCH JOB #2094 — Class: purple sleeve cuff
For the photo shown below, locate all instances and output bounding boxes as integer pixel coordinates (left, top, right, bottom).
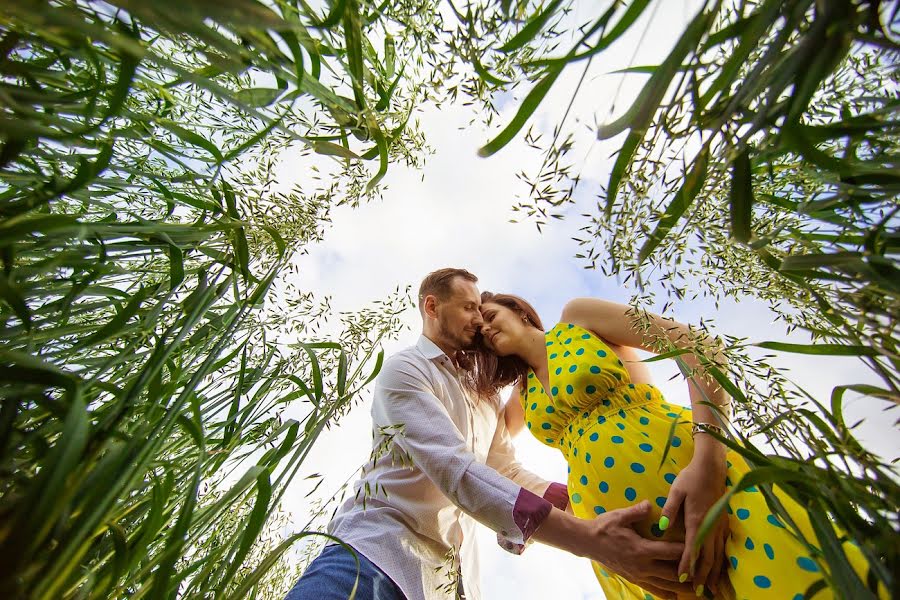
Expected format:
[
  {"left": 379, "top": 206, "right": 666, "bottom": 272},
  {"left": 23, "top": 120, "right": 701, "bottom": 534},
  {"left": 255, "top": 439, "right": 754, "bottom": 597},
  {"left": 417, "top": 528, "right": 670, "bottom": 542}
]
[
  {"left": 543, "top": 482, "right": 569, "bottom": 511},
  {"left": 512, "top": 487, "right": 553, "bottom": 541}
]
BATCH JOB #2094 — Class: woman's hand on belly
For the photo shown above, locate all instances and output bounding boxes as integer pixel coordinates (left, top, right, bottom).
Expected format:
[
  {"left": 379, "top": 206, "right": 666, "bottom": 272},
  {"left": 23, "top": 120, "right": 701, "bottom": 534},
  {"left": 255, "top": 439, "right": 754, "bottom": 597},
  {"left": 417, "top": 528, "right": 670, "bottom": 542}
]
[{"left": 658, "top": 454, "right": 729, "bottom": 597}]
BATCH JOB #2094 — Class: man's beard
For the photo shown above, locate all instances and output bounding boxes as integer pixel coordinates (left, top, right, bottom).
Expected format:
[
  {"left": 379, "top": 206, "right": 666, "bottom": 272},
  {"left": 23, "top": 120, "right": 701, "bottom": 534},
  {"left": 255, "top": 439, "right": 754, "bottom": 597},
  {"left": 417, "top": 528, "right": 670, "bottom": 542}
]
[{"left": 437, "top": 320, "right": 479, "bottom": 351}]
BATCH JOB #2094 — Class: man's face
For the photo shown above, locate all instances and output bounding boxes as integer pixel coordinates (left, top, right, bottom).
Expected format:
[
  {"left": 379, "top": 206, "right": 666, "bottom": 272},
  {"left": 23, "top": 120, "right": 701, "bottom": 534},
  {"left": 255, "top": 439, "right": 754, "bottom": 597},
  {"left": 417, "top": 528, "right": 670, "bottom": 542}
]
[{"left": 434, "top": 278, "right": 483, "bottom": 351}]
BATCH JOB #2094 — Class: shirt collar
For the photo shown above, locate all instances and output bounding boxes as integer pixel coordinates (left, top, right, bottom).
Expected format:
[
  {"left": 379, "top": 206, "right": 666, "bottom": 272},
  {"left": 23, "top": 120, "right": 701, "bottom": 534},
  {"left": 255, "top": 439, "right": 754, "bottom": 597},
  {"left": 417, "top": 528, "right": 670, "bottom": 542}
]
[{"left": 415, "top": 334, "right": 448, "bottom": 361}]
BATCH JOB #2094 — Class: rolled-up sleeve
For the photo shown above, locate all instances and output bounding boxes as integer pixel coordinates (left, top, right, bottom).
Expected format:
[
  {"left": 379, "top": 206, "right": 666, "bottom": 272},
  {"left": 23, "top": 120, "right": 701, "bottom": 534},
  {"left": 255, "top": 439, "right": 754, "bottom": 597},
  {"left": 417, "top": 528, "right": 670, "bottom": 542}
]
[{"left": 372, "top": 357, "right": 551, "bottom": 545}]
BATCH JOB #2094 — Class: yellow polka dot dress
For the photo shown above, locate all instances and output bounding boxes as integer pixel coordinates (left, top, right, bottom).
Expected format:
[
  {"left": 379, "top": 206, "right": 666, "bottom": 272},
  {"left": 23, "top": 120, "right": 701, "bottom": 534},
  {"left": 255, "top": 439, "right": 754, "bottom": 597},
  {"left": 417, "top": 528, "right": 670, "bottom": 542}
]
[{"left": 520, "top": 323, "right": 879, "bottom": 600}]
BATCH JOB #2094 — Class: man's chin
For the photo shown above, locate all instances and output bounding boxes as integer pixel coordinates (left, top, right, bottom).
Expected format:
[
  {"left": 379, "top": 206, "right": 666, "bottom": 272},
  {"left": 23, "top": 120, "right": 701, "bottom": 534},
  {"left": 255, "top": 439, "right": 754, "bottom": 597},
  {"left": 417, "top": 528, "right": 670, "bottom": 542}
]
[{"left": 460, "top": 333, "right": 481, "bottom": 350}]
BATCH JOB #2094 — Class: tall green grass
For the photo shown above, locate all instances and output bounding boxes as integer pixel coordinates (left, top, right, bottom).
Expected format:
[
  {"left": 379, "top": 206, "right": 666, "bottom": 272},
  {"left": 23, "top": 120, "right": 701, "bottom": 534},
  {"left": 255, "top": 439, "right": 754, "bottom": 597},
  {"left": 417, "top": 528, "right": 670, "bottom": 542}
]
[{"left": 0, "top": 1, "right": 426, "bottom": 597}]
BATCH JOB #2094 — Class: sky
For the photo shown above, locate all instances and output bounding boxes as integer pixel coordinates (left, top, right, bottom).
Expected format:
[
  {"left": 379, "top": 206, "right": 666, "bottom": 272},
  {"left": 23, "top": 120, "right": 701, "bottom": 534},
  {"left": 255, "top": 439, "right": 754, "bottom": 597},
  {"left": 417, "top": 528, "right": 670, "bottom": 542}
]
[{"left": 272, "top": 3, "right": 897, "bottom": 598}]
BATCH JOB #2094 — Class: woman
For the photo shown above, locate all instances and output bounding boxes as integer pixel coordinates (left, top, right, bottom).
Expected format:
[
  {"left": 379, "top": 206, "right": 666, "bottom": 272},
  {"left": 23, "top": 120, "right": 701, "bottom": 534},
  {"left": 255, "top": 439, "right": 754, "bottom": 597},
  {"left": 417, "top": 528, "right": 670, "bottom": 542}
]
[{"left": 471, "top": 292, "right": 879, "bottom": 600}]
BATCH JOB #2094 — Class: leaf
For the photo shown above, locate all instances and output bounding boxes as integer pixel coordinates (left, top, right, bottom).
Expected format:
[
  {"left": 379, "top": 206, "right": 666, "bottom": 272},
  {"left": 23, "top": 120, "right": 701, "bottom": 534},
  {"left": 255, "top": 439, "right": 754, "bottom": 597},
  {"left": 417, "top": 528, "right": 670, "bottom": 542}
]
[
  {"left": 729, "top": 147, "right": 753, "bottom": 243},
  {"left": 0, "top": 348, "right": 79, "bottom": 397},
  {"left": 343, "top": 0, "right": 367, "bottom": 110},
  {"left": 157, "top": 120, "right": 223, "bottom": 163},
  {"left": 0, "top": 274, "right": 31, "bottom": 330},
  {"left": 261, "top": 225, "right": 286, "bottom": 257},
  {"left": 807, "top": 499, "right": 873, "bottom": 599},
  {"left": 313, "top": 140, "right": 361, "bottom": 160},
  {"left": 222, "top": 182, "right": 250, "bottom": 283},
  {"left": 498, "top": 0, "right": 564, "bottom": 53},
  {"left": 217, "top": 471, "right": 273, "bottom": 592},
  {"left": 366, "top": 121, "right": 388, "bottom": 192},
  {"left": 233, "top": 87, "right": 282, "bottom": 108},
  {"left": 637, "top": 143, "right": 710, "bottom": 264},
  {"left": 597, "top": 5, "right": 710, "bottom": 140},
  {"left": 74, "top": 286, "right": 151, "bottom": 350},
  {"left": 479, "top": 66, "right": 564, "bottom": 157},
  {"left": 779, "top": 252, "right": 863, "bottom": 271},
  {"left": 527, "top": 0, "right": 649, "bottom": 69},
  {"left": 221, "top": 532, "right": 313, "bottom": 600},
  {"left": 383, "top": 34, "right": 395, "bottom": 78},
  {"left": 693, "top": 466, "right": 813, "bottom": 553},
  {"left": 0, "top": 213, "right": 78, "bottom": 241},
  {"left": 604, "top": 128, "right": 642, "bottom": 214},
  {"left": 608, "top": 65, "right": 658, "bottom": 75},
  {"left": 14, "top": 393, "right": 89, "bottom": 556},
  {"left": 168, "top": 244, "right": 184, "bottom": 290},
  {"left": 363, "top": 349, "right": 384, "bottom": 386},
  {"left": 755, "top": 341, "right": 881, "bottom": 357},
  {"left": 702, "top": 13, "right": 762, "bottom": 50}
]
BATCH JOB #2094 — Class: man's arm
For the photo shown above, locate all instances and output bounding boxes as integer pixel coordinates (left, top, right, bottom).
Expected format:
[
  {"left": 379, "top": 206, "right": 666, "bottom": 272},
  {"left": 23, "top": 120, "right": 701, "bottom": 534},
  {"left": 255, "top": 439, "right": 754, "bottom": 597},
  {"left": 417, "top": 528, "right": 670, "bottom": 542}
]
[
  {"left": 486, "top": 392, "right": 567, "bottom": 508},
  {"left": 373, "top": 356, "right": 552, "bottom": 545}
]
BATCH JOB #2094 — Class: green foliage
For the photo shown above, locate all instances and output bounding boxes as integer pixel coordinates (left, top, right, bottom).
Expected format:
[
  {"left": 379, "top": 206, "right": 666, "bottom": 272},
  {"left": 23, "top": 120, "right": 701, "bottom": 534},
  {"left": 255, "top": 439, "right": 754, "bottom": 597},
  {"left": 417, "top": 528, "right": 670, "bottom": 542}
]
[
  {"left": 0, "top": 0, "right": 425, "bottom": 597},
  {"left": 450, "top": 0, "right": 899, "bottom": 597}
]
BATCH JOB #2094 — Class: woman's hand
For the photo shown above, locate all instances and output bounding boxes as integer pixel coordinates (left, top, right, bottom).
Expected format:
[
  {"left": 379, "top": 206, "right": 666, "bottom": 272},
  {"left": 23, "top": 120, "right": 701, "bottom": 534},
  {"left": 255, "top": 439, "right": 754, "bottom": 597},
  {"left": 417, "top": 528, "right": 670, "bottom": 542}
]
[{"left": 659, "top": 445, "right": 729, "bottom": 597}]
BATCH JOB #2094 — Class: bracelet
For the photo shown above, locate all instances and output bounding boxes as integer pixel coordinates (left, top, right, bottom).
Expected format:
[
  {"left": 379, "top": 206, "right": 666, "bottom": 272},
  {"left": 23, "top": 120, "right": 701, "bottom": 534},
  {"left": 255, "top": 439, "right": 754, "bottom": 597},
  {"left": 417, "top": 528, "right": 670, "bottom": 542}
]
[{"left": 691, "top": 422, "right": 725, "bottom": 438}]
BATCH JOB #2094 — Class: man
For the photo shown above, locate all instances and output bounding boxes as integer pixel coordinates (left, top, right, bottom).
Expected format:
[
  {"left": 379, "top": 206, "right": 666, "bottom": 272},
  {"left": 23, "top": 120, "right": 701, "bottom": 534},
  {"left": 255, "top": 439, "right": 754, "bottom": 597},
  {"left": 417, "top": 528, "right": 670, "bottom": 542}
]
[{"left": 286, "top": 268, "right": 688, "bottom": 600}]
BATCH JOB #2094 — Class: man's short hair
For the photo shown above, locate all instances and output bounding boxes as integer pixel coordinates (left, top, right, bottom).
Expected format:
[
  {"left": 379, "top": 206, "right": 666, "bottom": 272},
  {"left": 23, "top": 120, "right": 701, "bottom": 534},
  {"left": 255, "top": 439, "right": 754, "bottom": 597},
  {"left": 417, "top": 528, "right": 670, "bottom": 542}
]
[{"left": 418, "top": 268, "right": 478, "bottom": 314}]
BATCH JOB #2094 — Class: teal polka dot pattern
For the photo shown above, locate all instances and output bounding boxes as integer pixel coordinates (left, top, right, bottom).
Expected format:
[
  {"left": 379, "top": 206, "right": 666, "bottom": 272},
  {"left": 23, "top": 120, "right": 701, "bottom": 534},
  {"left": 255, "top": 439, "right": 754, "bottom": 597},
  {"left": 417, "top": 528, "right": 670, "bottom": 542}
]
[
  {"left": 796, "top": 557, "right": 818, "bottom": 572},
  {"left": 521, "top": 322, "right": 878, "bottom": 600}
]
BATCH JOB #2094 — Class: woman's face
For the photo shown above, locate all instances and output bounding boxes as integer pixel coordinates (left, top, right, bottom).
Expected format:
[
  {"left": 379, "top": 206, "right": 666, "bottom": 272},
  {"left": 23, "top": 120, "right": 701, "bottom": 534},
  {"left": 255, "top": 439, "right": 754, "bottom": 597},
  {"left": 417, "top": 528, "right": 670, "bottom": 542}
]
[{"left": 479, "top": 302, "right": 525, "bottom": 356}]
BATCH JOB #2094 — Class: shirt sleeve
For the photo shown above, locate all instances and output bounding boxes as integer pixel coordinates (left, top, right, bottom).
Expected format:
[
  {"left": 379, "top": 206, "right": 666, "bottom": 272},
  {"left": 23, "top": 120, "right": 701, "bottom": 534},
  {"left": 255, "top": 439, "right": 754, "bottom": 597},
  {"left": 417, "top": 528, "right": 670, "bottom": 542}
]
[
  {"left": 487, "top": 396, "right": 569, "bottom": 554},
  {"left": 371, "top": 356, "right": 552, "bottom": 546},
  {"left": 485, "top": 398, "right": 566, "bottom": 501}
]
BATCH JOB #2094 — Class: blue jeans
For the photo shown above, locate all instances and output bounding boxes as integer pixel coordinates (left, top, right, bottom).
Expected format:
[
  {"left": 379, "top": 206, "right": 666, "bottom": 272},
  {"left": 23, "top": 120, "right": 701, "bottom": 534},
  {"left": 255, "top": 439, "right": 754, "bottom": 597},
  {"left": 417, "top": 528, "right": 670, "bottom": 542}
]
[{"left": 285, "top": 544, "right": 407, "bottom": 600}]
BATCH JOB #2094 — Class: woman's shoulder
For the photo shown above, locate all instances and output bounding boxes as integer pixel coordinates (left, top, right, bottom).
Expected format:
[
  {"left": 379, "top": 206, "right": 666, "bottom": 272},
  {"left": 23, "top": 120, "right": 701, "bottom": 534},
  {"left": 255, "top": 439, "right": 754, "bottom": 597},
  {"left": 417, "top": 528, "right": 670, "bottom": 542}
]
[{"left": 557, "top": 297, "right": 609, "bottom": 331}]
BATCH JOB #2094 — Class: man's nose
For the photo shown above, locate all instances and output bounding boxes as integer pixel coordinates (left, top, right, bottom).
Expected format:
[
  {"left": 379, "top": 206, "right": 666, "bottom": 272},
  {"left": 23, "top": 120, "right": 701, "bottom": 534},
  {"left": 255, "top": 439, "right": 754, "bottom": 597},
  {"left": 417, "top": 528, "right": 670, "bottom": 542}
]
[{"left": 473, "top": 313, "right": 484, "bottom": 327}]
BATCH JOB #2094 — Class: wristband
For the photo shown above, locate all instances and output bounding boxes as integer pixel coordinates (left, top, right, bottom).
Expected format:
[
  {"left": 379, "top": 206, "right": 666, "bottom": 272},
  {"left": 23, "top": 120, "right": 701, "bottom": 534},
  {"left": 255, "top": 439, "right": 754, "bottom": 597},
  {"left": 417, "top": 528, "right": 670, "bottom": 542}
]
[{"left": 691, "top": 422, "right": 725, "bottom": 438}]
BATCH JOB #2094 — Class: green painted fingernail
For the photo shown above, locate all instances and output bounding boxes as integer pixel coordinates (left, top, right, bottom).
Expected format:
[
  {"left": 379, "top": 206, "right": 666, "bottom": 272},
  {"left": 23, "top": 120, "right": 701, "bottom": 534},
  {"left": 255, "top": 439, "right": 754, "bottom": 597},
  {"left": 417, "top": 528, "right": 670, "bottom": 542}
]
[
  {"left": 695, "top": 584, "right": 704, "bottom": 597},
  {"left": 679, "top": 573, "right": 688, "bottom": 583},
  {"left": 658, "top": 515, "right": 669, "bottom": 531}
]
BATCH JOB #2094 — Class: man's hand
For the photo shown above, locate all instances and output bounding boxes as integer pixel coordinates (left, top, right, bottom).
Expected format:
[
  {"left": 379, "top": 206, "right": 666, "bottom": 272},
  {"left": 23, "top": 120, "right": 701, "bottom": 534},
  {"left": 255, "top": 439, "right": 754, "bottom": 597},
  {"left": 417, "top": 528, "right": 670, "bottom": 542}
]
[
  {"left": 534, "top": 500, "right": 692, "bottom": 600},
  {"left": 586, "top": 501, "right": 693, "bottom": 599}
]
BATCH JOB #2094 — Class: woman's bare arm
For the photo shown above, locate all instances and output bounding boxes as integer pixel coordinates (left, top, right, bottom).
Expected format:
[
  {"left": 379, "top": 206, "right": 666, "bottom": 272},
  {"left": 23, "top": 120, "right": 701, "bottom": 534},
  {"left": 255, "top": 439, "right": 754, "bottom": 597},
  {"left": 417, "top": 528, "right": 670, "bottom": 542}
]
[
  {"left": 560, "top": 297, "right": 729, "bottom": 421},
  {"left": 503, "top": 384, "right": 526, "bottom": 437}
]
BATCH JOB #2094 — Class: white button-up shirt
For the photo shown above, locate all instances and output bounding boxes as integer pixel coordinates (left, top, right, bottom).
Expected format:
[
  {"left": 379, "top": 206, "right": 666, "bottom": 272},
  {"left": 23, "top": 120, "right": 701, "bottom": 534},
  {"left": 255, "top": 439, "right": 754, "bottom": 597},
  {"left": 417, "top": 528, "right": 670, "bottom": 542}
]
[{"left": 327, "top": 335, "right": 567, "bottom": 600}]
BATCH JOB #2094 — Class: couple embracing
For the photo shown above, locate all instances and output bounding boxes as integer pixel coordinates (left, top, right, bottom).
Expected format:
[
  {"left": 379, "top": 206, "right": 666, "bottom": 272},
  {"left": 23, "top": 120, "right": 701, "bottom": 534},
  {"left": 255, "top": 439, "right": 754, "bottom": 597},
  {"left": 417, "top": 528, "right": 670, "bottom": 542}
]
[{"left": 286, "top": 268, "right": 873, "bottom": 600}]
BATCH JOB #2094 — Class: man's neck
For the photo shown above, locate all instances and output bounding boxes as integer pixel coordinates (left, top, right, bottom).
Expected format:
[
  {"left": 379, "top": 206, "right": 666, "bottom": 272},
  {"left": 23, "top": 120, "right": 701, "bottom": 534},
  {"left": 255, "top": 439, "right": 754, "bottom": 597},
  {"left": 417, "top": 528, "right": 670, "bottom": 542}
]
[{"left": 423, "top": 332, "right": 461, "bottom": 363}]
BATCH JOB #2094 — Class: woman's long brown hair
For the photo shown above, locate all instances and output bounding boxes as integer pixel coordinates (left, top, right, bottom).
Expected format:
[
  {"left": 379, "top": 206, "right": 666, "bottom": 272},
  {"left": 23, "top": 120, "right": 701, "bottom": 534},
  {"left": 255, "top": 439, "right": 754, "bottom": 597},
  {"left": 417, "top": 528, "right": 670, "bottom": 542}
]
[{"left": 464, "top": 292, "right": 544, "bottom": 399}]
